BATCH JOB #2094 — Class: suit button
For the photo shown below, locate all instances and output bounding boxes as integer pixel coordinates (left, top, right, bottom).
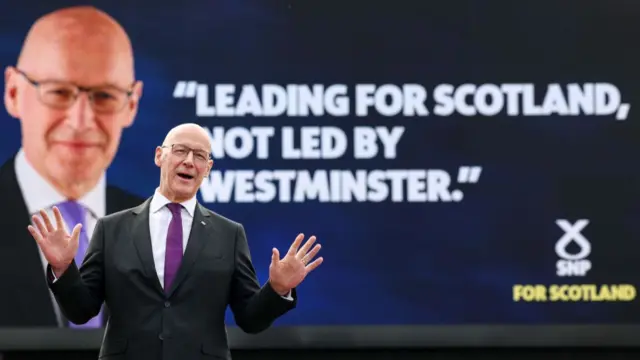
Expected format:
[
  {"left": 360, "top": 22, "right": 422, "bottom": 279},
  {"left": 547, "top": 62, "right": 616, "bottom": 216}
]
[
  {"left": 159, "top": 334, "right": 164, "bottom": 341},
  {"left": 164, "top": 301, "right": 171, "bottom": 308}
]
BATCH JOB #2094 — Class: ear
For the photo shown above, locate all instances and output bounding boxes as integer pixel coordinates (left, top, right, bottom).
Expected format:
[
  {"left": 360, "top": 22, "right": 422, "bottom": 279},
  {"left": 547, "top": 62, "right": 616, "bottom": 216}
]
[
  {"left": 154, "top": 146, "right": 163, "bottom": 167},
  {"left": 205, "top": 159, "right": 214, "bottom": 176},
  {"left": 4, "top": 66, "right": 20, "bottom": 118},
  {"left": 122, "top": 80, "right": 143, "bottom": 128}
]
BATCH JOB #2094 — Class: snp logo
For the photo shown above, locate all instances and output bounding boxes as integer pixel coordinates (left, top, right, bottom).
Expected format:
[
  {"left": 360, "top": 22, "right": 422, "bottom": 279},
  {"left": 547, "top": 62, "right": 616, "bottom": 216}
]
[{"left": 555, "top": 219, "right": 592, "bottom": 277}]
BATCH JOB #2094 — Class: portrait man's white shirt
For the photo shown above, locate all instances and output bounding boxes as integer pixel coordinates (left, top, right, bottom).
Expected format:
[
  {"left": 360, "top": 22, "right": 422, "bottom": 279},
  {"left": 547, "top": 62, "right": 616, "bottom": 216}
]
[{"left": 14, "top": 147, "right": 106, "bottom": 326}]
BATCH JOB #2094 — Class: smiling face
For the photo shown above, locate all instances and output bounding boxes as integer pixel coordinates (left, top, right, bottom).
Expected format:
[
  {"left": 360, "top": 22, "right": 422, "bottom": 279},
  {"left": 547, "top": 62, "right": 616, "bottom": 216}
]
[
  {"left": 155, "top": 124, "right": 213, "bottom": 203},
  {"left": 3, "top": 6, "right": 143, "bottom": 199}
]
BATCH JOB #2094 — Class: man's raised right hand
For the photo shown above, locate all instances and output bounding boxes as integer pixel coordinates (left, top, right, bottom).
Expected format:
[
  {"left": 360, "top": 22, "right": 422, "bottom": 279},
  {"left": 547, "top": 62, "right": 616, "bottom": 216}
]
[{"left": 27, "top": 207, "right": 82, "bottom": 277}]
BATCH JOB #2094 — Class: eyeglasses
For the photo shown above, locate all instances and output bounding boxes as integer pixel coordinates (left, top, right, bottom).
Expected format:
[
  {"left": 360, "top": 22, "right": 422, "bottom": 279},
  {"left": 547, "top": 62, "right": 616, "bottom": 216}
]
[
  {"left": 16, "top": 69, "right": 135, "bottom": 114},
  {"left": 162, "top": 144, "right": 211, "bottom": 164}
]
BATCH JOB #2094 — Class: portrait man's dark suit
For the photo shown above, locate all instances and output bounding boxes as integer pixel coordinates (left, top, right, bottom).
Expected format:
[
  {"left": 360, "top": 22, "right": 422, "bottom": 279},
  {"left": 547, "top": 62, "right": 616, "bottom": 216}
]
[
  {"left": 0, "top": 155, "right": 143, "bottom": 327},
  {"left": 47, "top": 197, "right": 295, "bottom": 360}
]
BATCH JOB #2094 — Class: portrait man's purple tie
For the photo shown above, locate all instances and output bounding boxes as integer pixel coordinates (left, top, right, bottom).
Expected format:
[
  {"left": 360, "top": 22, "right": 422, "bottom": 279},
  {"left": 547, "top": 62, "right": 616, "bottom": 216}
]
[{"left": 55, "top": 200, "right": 103, "bottom": 328}]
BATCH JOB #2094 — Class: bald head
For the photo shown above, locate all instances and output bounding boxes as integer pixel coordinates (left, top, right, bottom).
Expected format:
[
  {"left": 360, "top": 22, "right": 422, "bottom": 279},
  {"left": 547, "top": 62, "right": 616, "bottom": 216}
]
[
  {"left": 163, "top": 123, "right": 211, "bottom": 149},
  {"left": 3, "top": 6, "right": 142, "bottom": 200},
  {"left": 17, "top": 6, "right": 134, "bottom": 85}
]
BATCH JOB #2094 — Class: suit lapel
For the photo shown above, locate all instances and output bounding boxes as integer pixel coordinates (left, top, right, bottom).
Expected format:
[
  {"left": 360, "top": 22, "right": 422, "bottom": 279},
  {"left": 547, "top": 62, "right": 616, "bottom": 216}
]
[
  {"left": 167, "top": 203, "right": 213, "bottom": 297},
  {"left": 131, "top": 199, "right": 164, "bottom": 295}
]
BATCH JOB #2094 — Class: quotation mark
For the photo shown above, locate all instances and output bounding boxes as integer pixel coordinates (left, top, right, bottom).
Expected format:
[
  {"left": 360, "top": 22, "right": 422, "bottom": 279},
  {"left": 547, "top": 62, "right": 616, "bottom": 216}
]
[
  {"left": 450, "top": 166, "right": 482, "bottom": 202},
  {"left": 173, "top": 81, "right": 198, "bottom": 98},
  {"left": 457, "top": 166, "right": 482, "bottom": 184}
]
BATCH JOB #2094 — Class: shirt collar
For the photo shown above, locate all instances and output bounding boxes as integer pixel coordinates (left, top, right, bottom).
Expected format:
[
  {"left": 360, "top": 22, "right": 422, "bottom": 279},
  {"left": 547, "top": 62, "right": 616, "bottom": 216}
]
[
  {"left": 14, "top": 148, "right": 106, "bottom": 217},
  {"left": 149, "top": 187, "right": 197, "bottom": 217}
]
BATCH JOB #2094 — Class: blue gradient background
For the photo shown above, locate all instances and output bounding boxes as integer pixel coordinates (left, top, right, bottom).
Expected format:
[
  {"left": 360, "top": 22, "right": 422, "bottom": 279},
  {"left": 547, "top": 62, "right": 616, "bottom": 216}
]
[{"left": 1, "top": 0, "right": 639, "bottom": 326}]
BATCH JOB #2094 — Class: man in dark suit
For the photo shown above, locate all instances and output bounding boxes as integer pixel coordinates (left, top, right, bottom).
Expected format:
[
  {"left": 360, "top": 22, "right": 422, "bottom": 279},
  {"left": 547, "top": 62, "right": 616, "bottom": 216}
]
[
  {"left": 0, "top": 6, "right": 144, "bottom": 327},
  {"left": 28, "top": 122, "right": 323, "bottom": 360}
]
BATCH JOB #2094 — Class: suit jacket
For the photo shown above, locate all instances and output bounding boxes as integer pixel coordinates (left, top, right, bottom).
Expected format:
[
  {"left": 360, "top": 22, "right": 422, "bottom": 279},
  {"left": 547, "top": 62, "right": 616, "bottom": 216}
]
[
  {"left": 47, "top": 197, "right": 296, "bottom": 360},
  {"left": 0, "top": 155, "right": 144, "bottom": 327}
]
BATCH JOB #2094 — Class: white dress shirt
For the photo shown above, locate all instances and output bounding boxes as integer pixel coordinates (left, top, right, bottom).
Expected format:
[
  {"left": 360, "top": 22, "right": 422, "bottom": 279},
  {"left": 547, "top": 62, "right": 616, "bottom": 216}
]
[
  {"left": 148, "top": 189, "right": 196, "bottom": 288},
  {"left": 15, "top": 148, "right": 106, "bottom": 251},
  {"left": 14, "top": 148, "right": 106, "bottom": 326},
  {"left": 149, "top": 189, "right": 292, "bottom": 299}
]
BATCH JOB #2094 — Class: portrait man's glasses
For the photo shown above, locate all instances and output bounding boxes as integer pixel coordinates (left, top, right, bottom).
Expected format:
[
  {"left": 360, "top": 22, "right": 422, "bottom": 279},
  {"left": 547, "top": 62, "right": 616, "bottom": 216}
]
[
  {"left": 162, "top": 144, "right": 211, "bottom": 165},
  {"left": 16, "top": 69, "right": 135, "bottom": 114}
]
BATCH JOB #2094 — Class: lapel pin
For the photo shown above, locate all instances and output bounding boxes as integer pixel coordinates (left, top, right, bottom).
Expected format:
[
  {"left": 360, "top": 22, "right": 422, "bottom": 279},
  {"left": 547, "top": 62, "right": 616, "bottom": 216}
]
[{"left": 201, "top": 221, "right": 206, "bottom": 226}]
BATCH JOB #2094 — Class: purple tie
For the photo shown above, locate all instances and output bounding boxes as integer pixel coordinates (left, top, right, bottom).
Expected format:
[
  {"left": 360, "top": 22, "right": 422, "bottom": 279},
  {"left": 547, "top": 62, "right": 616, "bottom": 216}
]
[
  {"left": 164, "top": 203, "right": 183, "bottom": 292},
  {"left": 55, "top": 201, "right": 103, "bottom": 328}
]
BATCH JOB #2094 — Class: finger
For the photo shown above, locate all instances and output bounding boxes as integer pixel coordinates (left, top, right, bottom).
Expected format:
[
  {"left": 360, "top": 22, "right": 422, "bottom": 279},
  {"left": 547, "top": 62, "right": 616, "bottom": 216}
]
[
  {"left": 296, "top": 235, "right": 316, "bottom": 259},
  {"left": 287, "top": 233, "right": 304, "bottom": 256},
  {"left": 27, "top": 225, "right": 45, "bottom": 246},
  {"left": 32, "top": 215, "right": 48, "bottom": 237},
  {"left": 70, "top": 224, "right": 83, "bottom": 245},
  {"left": 40, "top": 209, "right": 54, "bottom": 233},
  {"left": 52, "top": 207, "right": 65, "bottom": 232},
  {"left": 301, "top": 244, "right": 321, "bottom": 263},
  {"left": 305, "top": 257, "right": 323, "bottom": 273},
  {"left": 271, "top": 248, "right": 280, "bottom": 264}
]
